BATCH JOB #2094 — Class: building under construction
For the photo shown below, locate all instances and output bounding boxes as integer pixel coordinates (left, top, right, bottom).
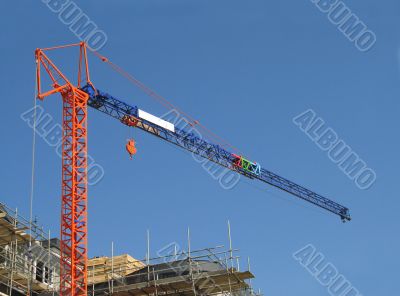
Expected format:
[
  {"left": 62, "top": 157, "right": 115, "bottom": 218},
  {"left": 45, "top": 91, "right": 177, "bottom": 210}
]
[{"left": 0, "top": 202, "right": 258, "bottom": 296}]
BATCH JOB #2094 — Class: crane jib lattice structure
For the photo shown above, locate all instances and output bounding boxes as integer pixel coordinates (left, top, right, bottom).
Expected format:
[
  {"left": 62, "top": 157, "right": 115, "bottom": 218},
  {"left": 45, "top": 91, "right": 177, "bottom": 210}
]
[
  {"left": 81, "top": 85, "right": 350, "bottom": 222},
  {"left": 34, "top": 42, "right": 351, "bottom": 296}
]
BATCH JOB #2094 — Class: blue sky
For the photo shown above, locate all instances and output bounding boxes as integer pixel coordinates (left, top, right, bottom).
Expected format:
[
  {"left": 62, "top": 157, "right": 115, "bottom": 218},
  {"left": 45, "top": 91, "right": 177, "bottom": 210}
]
[{"left": 0, "top": 1, "right": 399, "bottom": 294}]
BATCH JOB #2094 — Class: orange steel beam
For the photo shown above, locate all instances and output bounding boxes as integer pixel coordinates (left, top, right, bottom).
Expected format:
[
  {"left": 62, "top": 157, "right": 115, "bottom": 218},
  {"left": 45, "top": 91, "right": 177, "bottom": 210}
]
[{"left": 35, "top": 42, "right": 92, "bottom": 296}]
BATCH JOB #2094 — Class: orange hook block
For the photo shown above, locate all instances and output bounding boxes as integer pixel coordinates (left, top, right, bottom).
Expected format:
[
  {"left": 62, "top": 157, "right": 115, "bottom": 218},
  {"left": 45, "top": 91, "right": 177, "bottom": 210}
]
[{"left": 126, "top": 139, "right": 137, "bottom": 159}]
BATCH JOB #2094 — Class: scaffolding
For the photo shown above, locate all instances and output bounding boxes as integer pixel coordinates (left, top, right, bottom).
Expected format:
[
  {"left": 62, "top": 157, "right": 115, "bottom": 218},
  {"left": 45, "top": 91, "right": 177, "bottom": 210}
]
[
  {"left": 0, "top": 203, "right": 60, "bottom": 296},
  {"left": 0, "top": 202, "right": 259, "bottom": 296},
  {"left": 89, "top": 245, "right": 256, "bottom": 296}
]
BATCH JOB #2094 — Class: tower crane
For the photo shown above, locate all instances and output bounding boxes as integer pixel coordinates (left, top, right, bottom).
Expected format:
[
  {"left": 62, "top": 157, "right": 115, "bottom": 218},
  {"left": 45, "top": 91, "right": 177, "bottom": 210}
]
[{"left": 35, "top": 42, "right": 351, "bottom": 296}]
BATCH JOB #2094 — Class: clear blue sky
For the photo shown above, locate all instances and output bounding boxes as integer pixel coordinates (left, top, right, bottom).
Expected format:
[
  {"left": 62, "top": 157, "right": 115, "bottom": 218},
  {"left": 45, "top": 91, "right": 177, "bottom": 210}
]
[{"left": 0, "top": 1, "right": 398, "bottom": 294}]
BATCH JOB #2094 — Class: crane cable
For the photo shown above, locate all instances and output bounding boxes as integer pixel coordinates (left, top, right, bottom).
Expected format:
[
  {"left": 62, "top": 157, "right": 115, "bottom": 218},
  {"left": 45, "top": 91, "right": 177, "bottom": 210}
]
[
  {"left": 29, "top": 63, "right": 38, "bottom": 247},
  {"left": 90, "top": 50, "right": 243, "bottom": 155},
  {"left": 26, "top": 60, "right": 38, "bottom": 296}
]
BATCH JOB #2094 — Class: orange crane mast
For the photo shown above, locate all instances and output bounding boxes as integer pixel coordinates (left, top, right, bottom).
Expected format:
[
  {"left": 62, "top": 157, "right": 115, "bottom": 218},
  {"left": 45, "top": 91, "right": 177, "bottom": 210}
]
[{"left": 35, "top": 42, "right": 92, "bottom": 296}]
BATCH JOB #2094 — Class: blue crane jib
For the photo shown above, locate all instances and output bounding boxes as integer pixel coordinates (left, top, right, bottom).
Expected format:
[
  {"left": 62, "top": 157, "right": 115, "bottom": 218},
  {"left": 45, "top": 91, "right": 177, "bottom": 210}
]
[
  {"left": 81, "top": 84, "right": 351, "bottom": 222},
  {"left": 232, "top": 154, "right": 261, "bottom": 176}
]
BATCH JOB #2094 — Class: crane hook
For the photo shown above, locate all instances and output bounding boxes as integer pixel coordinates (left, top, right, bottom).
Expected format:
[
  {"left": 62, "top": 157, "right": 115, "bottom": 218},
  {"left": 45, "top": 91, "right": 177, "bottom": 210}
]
[{"left": 126, "top": 139, "right": 137, "bottom": 159}]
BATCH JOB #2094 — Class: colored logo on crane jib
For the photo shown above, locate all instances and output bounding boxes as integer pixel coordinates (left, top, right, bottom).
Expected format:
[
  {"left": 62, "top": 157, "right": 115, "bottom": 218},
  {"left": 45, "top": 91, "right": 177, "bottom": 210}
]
[{"left": 232, "top": 154, "right": 261, "bottom": 176}]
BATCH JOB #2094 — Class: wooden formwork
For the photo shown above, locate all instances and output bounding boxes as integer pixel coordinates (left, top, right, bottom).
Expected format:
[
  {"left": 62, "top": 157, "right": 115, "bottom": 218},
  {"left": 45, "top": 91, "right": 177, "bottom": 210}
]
[
  {"left": 88, "top": 254, "right": 145, "bottom": 285},
  {"left": 0, "top": 209, "right": 32, "bottom": 247}
]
